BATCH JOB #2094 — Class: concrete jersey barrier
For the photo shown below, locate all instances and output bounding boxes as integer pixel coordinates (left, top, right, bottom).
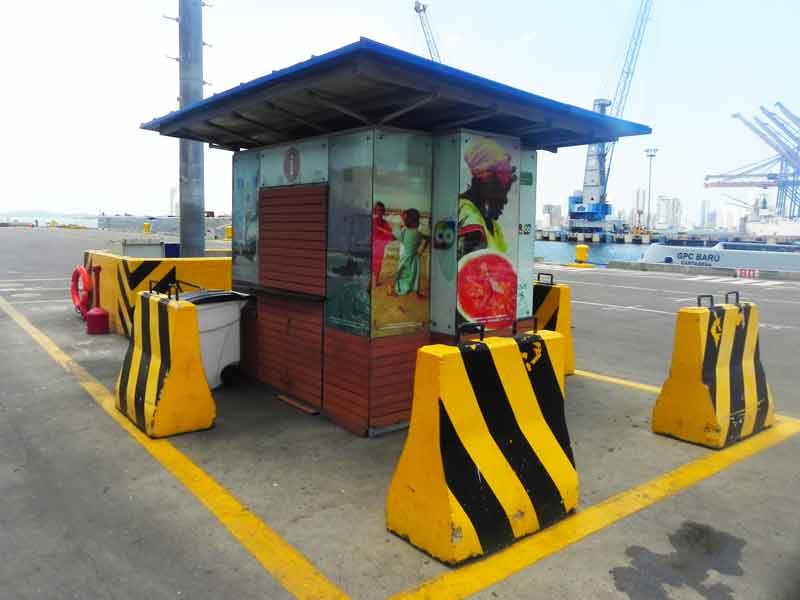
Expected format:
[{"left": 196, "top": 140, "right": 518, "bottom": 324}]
[
  {"left": 84, "top": 251, "right": 231, "bottom": 337},
  {"left": 652, "top": 300, "right": 775, "bottom": 448},
  {"left": 531, "top": 276, "right": 575, "bottom": 375},
  {"left": 115, "top": 291, "right": 216, "bottom": 438},
  {"left": 386, "top": 331, "right": 578, "bottom": 564}
]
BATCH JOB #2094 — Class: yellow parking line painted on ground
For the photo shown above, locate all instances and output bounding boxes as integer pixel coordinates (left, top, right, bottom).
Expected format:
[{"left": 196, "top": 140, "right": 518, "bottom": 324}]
[
  {"left": 391, "top": 415, "right": 800, "bottom": 600},
  {"left": 0, "top": 297, "right": 348, "bottom": 600},
  {"left": 574, "top": 368, "right": 662, "bottom": 394}
]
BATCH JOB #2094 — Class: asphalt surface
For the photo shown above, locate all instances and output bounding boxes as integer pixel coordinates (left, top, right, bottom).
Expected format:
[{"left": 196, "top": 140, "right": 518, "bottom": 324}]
[
  {"left": 1, "top": 227, "right": 798, "bottom": 599},
  {"left": 542, "top": 263, "right": 800, "bottom": 412}
]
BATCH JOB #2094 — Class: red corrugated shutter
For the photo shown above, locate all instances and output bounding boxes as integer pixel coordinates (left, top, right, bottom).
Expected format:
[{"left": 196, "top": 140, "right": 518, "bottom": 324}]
[{"left": 259, "top": 185, "right": 327, "bottom": 296}]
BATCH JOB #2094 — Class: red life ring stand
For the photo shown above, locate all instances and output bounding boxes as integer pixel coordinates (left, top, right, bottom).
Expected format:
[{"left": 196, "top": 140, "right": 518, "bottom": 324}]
[{"left": 71, "top": 265, "right": 92, "bottom": 319}]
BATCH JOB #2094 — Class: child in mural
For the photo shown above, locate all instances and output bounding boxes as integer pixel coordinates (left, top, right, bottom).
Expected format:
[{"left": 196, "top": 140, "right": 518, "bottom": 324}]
[
  {"left": 371, "top": 201, "right": 395, "bottom": 288},
  {"left": 388, "top": 208, "right": 429, "bottom": 298},
  {"left": 457, "top": 138, "right": 518, "bottom": 257}
]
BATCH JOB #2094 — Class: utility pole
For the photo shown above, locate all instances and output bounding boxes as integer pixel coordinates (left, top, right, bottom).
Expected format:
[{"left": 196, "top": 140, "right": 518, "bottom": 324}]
[
  {"left": 178, "top": 0, "right": 205, "bottom": 257},
  {"left": 645, "top": 147, "right": 658, "bottom": 230}
]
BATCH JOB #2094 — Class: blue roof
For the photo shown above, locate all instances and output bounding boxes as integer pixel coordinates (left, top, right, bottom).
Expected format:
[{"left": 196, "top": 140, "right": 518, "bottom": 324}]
[{"left": 141, "top": 37, "right": 651, "bottom": 152}]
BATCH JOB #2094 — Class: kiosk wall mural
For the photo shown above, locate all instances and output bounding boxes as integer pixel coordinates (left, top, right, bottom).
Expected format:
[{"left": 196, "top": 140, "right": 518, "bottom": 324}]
[
  {"left": 325, "top": 130, "right": 373, "bottom": 336},
  {"left": 456, "top": 133, "right": 521, "bottom": 330},
  {"left": 371, "top": 131, "right": 432, "bottom": 338},
  {"left": 231, "top": 150, "right": 260, "bottom": 284}
]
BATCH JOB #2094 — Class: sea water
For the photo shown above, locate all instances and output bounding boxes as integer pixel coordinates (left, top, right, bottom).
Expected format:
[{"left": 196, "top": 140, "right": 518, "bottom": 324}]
[{"left": 536, "top": 241, "right": 647, "bottom": 265}]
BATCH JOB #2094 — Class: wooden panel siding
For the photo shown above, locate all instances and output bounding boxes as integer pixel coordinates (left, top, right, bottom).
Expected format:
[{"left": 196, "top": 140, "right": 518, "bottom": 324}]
[
  {"left": 323, "top": 327, "right": 370, "bottom": 435},
  {"left": 368, "top": 330, "right": 430, "bottom": 428},
  {"left": 239, "top": 300, "right": 260, "bottom": 380},
  {"left": 258, "top": 296, "right": 323, "bottom": 407}
]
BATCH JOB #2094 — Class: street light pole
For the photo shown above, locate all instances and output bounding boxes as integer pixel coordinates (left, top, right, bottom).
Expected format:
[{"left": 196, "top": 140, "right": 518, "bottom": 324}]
[{"left": 645, "top": 148, "right": 658, "bottom": 230}]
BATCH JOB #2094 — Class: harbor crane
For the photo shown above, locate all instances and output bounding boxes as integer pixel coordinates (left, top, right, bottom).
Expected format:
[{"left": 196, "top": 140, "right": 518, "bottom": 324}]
[
  {"left": 414, "top": 2, "right": 442, "bottom": 63},
  {"left": 572, "top": 0, "right": 653, "bottom": 232},
  {"left": 705, "top": 102, "right": 800, "bottom": 220}
]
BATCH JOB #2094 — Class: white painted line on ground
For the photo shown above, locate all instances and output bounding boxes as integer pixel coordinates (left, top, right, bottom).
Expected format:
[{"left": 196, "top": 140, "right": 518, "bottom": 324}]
[
  {"left": 573, "top": 299, "right": 799, "bottom": 330},
  {"left": 6, "top": 299, "right": 72, "bottom": 305},
  {"left": 752, "top": 280, "right": 785, "bottom": 287},
  {"left": 0, "top": 277, "right": 70, "bottom": 283},
  {"left": 0, "top": 287, "right": 70, "bottom": 292},
  {"left": 559, "top": 278, "right": 800, "bottom": 306},
  {"left": 573, "top": 300, "right": 674, "bottom": 316}
]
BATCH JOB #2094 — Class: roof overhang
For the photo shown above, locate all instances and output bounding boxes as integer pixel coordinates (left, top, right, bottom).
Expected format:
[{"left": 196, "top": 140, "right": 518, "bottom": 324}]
[{"left": 141, "top": 38, "right": 651, "bottom": 152}]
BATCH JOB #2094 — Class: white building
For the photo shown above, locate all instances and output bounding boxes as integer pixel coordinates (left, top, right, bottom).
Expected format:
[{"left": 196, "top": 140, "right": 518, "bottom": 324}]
[
  {"left": 654, "top": 195, "right": 683, "bottom": 230},
  {"left": 542, "top": 204, "right": 563, "bottom": 229}
]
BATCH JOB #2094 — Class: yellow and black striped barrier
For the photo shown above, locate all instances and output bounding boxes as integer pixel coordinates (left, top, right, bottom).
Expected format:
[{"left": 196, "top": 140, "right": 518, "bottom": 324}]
[
  {"left": 115, "top": 291, "right": 215, "bottom": 438},
  {"left": 386, "top": 330, "right": 578, "bottom": 564},
  {"left": 532, "top": 273, "right": 575, "bottom": 375},
  {"left": 83, "top": 251, "right": 231, "bottom": 338},
  {"left": 652, "top": 293, "right": 775, "bottom": 449}
]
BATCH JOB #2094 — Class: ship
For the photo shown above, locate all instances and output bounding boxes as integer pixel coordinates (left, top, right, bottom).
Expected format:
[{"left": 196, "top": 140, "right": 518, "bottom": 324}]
[{"left": 641, "top": 240, "right": 800, "bottom": 272}]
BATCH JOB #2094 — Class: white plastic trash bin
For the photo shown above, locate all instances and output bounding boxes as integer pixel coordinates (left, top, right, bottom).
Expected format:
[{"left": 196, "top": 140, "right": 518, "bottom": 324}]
[{"left": 182, "top": 290, "right": 250, "bottom": 389}]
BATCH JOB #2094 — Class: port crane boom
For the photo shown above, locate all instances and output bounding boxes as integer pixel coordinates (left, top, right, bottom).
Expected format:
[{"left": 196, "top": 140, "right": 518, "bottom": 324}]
[
  {"left": 733, "top": 112, "right": 800, "bottom": 172},
  {"left": 414, "top": 2, "right": 442, "bottom": 63},
  {"left": 706, "top": 103, "right": 800, "bottom": 220},
  {"left": 579, "top": 0, "right": 653, "bottom": 211},
  {"left": 604, "top": 0, "right": 654, "bottom": 180},
  {"left": 776, "top": 102, "right": 800, "bottom": 131},
  {"left": 761, "top": 106, "right": 800, "bottom": 148}
]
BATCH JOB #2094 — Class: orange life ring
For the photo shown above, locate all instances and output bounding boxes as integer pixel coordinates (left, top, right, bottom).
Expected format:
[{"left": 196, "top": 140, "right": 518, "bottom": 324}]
[{"left": 71, "top": 265, "right": 92, "bottom": 319}]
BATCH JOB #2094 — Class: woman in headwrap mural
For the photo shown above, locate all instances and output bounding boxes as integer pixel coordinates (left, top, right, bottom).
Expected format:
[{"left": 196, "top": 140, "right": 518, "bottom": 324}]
[
  {"left": 456, "top": 137, "right": 519, "bottom": 328},
  {"left": 458, "top": 137, "right": 517, "bottom": 256}
]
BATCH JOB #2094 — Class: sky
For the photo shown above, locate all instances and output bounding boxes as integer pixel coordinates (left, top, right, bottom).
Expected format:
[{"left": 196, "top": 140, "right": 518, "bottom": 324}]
[{"left": 1, "top": 0, "right": 798, "bottom": 225}]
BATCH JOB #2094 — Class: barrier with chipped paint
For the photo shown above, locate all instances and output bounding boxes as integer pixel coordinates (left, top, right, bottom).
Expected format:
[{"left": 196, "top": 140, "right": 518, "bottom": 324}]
[
  {"left": 531, "top": 274, "right": 575, "bottom": 375},
  {"left": 386, "top": 330, "right": 578, "bottom": 564},
  {"left": 115, "top": 291, "right": 216, "bottom": 437},
  {"left": 652, "top": 297, "right": 775, "bottom": 449},
  {"left": 84, "top": 251, "right": 231, "bottom": 337}
]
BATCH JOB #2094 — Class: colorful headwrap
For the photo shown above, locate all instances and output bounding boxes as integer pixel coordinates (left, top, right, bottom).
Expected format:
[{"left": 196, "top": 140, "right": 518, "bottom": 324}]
[{"left": 463, "top": 138, "right": 514, "bottom": 188}]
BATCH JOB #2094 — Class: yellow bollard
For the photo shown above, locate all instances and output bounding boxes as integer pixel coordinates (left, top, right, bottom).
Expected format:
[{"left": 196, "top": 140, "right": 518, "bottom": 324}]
[
  {"left": 567, "top": 243, "right": 594, "bottom": 268},
  {"left": 225, "top": 224, "right": 232, "bottom": 241},
  {"left": 143, "top": 222, "right": 151, "bottom": 234}
]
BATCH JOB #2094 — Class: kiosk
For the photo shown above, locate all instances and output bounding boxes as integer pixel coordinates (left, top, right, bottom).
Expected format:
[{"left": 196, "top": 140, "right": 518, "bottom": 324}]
[{"left": 142, "top": 38, "right": 650, "bottom": 435}]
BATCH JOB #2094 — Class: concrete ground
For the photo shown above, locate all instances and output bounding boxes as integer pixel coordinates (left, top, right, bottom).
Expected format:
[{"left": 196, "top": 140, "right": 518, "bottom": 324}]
[{"left": 1, "top": 227, "right": 798, "bottom": 599}]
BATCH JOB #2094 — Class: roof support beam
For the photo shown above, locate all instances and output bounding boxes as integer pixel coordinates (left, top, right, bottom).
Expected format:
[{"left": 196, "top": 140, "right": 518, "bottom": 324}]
[
  {"left": 516, "top": 120, "right": 553, "bottom": 136},
  {"left": 209, "top": 142, "right": 241, "bottom": 152},
  {"left": 540, "top": 133, "right": 614, "bottom": 152},
  {"left": 354, "top": 58, "right": 595, "bottom": 138},
  {"left": 379, "top": 92, "right": 438, "bottom": 124},
  {"left": 231, "top": 111, "right": 284, "bottom": 137},
  {"left": 433, "top": 106, "right": 498, "bottom": 130},
  {"left": 307, "top": 90, "right": 372, "bottom": 125},
  {"left": 204, "top": 120, "right": 266, "bottom": 146},
  {"left": 174, "top": 128, "right": 241, "bottom": 151},
  {"left": 265, "top": 101, "right": 329, "bottom": 133}
]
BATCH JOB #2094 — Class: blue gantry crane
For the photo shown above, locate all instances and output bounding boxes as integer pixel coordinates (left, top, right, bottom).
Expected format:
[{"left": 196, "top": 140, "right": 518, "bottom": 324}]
[
  {"left": 570, "top": 0, "right": 654, "bottom": 232},
  {"left": 705, "top": 103, "right": 800, "bottom": 220}
]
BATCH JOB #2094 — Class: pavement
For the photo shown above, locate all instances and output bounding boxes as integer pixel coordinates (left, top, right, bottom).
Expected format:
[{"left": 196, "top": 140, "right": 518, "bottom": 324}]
[{"left": 1, "top": 226, "right": 799, "bottom": 599}]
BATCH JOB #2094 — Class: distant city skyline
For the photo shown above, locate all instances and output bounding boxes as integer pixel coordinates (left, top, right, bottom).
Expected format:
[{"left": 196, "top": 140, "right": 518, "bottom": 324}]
[{"left": 1, "top": 0, "right": 797, "bottom": 221}]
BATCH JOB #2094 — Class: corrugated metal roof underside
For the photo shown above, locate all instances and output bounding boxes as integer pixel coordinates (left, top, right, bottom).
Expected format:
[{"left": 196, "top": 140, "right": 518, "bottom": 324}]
[{"left": 142, "top": 38, "right": 651, "bottom": 152}]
